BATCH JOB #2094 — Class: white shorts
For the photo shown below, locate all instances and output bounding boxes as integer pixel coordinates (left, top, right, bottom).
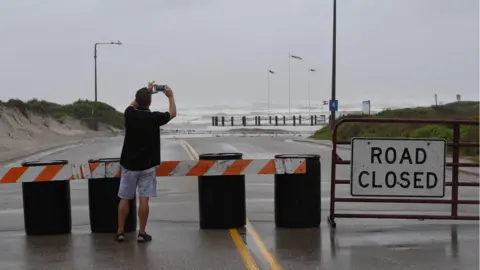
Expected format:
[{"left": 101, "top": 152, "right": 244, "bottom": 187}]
[{"left": 118, "top": 166, "right": 156, "bottom": 199}]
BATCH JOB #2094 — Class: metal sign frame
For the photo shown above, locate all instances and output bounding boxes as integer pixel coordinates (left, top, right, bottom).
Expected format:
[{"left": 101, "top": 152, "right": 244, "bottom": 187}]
[{"left": 327, "top": 117, "right": 479, "bottom": 228}]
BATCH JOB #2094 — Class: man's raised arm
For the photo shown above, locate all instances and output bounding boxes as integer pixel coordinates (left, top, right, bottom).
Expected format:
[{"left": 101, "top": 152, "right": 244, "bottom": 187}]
[
  {"left": 164, "top": 86, "right": 176, "bottom": 119},
  {"left": 150, "top": 85, "right": 176, "bottom": 127}
]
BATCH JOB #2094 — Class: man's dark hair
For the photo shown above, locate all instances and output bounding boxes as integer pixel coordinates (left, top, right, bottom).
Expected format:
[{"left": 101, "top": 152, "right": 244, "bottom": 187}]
[{"left": 135, "top": 87, "right": 152, "bottom": 109}]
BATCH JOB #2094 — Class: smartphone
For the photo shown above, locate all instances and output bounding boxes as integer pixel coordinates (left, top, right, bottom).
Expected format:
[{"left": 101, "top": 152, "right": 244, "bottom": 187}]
[{"left": 152, "top": 84, "right": 166, "bottom": 94}]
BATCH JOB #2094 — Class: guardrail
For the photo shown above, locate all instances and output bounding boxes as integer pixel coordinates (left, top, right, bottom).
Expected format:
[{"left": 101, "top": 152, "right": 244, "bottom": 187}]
[
  {"left": 211, "top": 115, "right": 327, "bottom": 127},
  {"left": 327, "top": 118, "right": 480, "bottom": 228},
  {"left": 0, "top": 154, "right": 321, "bottom": 236}
]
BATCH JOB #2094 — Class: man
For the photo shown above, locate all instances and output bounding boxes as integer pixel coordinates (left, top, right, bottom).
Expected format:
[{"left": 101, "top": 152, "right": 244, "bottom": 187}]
[{"left": 115, "top": 81, "right": 177, "bottom": 243}]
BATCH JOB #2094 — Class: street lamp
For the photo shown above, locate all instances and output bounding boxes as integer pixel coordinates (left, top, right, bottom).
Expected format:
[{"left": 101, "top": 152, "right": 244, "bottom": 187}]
[
  {"left": 268, "top": 68, "right": 275, "bottom": 115},
  {"left": 288, "top": 53, "right": 303, "bottom": 116},
  {"left": 330, "top": 0, "right": 337, "bottom": 128},
  {"left": 93, "top": 41, "right": 122, "bottom": 130},
  {"left": 308, "top": 68, "right": 316, "bottom": 117}
]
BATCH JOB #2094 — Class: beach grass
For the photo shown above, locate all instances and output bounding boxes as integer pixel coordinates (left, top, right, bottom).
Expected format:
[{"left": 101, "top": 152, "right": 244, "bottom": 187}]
[{"left": 0, "top": 99, "right": 124, "bottom": 130}]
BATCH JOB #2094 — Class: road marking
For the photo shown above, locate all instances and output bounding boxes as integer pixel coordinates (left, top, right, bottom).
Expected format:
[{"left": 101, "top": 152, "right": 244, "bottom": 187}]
[
  {"left": 229, "top": 229, "right": 260, "bottom": 270},
  {"left": 181, "top": 139, "right": 283, "bottom": 270},
  {"left": 181, "top": 140, "right": 200, "bottom": 160},
  {"left": 246, "top": 220, "right": 283, "bottom": 270}
]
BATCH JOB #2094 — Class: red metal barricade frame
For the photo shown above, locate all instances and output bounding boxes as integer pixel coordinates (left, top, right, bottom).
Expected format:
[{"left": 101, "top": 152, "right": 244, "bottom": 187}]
[{"left": 327, "top": 118, "right": 479, "bottom": 228}]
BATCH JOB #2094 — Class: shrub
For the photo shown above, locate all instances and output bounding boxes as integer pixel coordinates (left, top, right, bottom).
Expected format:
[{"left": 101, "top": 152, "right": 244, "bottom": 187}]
[
  {"left": 409, "top": 125, "right": 452, "bottom": 141},
  {"left": 310, "top": 101, "right": 479, "bottom": 160}
]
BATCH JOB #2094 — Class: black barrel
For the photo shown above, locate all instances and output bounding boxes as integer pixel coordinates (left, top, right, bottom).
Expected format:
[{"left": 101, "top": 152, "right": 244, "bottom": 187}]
[
  {"left": 274, "top": 154, "right": 321, "bottom": 228},
  {"left": 21, "top": 160, "right": 72, "bottom": 235},
  {"left": 198, "top": 153, "right": 246, "bottom": 229},
  {"left": 88, "top": 158, "right": 137, "bottom": 233}
]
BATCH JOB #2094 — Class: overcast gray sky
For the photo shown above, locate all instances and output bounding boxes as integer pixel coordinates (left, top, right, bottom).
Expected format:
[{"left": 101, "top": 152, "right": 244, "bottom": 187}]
[{"left": 0, "top": 0, "right": 478, "bottom": 111}]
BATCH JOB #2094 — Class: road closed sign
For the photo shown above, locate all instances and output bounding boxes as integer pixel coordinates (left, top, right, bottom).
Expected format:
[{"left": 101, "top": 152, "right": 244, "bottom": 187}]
[{"left": 350, "top": 138, "right": 446, "bottom": 197}]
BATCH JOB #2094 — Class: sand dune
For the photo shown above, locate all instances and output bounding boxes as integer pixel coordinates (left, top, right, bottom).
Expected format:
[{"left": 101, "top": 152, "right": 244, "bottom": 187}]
[{"left": 0, "top": 105, "right": 121, "bottom": 163}]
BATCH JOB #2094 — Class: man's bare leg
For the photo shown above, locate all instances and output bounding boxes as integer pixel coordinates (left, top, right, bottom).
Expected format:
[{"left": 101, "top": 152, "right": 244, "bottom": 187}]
[
  {"left": 136, "top": 168, "right": 155, "bottom": 242},
  {"left": 138, "top": 197, "right": 150, "bottom": 233},
  {"left": 117, "top": 199, "right": 130, "bottom": 233}
]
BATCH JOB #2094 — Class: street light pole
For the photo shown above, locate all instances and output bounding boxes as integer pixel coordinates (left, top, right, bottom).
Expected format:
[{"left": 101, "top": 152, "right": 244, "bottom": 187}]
[
  {"left": 267, "top": 69, "right": 275, "bottom": 116},
  {"left": 268, "top": 70, "right": 271, "bottom": 115},
  {"left": 308, "top": 68, "right": 316, "bottom": 117},
  {"left": 93, "top": 41, "right": 122, "bottom": 131},
  {"left": 288, "top": 53, "right": 303, "bottom": 117},
  {"left": 330, "top": 0, "right": 337, "bottom": 128},
  {"left": 288, "top": 54, "right": 291, "bottom": 117}
]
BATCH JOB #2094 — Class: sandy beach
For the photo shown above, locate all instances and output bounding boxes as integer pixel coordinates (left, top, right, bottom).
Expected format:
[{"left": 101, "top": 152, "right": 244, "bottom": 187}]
[{"left": 0, "top": 105, "right": 121, "bottom": 164}]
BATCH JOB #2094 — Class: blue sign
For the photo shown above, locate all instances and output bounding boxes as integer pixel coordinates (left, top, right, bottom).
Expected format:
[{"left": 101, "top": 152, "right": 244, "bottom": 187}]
[{"left": 329, "top": 99, "right": 338, "bottom": 112}]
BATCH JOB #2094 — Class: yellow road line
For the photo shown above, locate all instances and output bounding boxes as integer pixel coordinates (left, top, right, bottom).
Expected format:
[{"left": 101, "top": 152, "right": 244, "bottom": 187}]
[
  {"left": 246, "top": 220, "right": 283, "bottom": 270},
  {"left": 181, "top": 140, "right": 260, "bottom": 269},
  {"left": 181, "top": 140, "right": 199, "bottom": 160},
  {"left": 229, "top": 229, "right": 260, "bottom": 270}
]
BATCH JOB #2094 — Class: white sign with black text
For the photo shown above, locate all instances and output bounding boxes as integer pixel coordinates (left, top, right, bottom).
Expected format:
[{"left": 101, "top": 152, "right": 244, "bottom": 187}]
[{"left": 350, "top": 138, "right": 446, "bottom": 197}]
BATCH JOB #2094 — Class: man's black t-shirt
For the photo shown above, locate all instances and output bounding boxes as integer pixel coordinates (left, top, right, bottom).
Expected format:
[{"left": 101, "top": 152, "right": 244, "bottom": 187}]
[{"left": 120, "top": 106, "right": 171, "bottom": 171}]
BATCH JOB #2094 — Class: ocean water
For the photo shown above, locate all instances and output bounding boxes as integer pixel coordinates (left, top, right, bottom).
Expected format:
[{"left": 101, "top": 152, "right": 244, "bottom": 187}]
[{"left": 161, "top": 99, "right": 433, "bottom": 129}]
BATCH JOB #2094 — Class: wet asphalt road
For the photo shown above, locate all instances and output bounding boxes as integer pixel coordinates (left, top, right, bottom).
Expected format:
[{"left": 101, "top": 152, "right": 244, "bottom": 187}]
[{"left": 0, "top": 135, "right": 478, "bottom": 270}]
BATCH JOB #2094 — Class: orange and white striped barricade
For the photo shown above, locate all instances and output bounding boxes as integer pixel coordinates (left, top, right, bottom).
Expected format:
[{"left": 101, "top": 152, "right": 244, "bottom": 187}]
[
  {"left": 19, "top": 160, "right": 72, "bottom": 236},
  {"left": 0, "top": 161, "right": 75, "bottom": 184},
  {"left": 87, "top": 158, "right": 136, "bottom": 233},
  {"left": 274, "top": 154, "right": 321, "bottom": 228},
  {"left": 74, "top": 157, "right": 307, "bottom": 179},
  {"left": 153, "top": 156, "right": 306, "bottom": 177},
  {"left": 0, "top": 157, "right": 307, "bottom": 182}
]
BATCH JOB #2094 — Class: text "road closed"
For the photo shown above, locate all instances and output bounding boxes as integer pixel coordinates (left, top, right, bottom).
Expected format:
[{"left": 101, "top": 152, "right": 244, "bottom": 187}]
[{"left": 350, "top": 138, "right": 446, "bottom": 198}]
